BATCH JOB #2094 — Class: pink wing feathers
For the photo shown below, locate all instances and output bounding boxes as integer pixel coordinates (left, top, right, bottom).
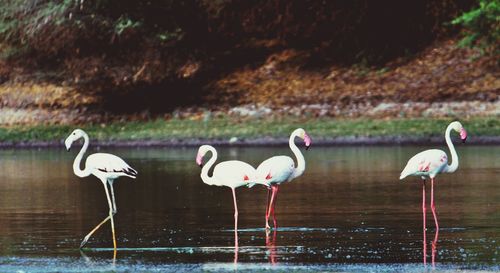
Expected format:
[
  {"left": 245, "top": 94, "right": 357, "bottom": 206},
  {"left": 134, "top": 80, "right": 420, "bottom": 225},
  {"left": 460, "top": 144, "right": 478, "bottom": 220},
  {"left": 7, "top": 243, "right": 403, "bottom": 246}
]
[{"left": 400, "top": 149, "right": 448, "bottom": 180}]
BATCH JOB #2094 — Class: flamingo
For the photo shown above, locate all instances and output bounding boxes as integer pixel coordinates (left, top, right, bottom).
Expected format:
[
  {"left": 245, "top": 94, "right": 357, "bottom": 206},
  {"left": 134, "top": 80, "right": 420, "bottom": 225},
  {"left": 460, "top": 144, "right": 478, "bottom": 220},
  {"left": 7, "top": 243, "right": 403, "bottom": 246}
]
[
  {"left": 399, "top": 121, "right": 467, "bottom": 265},
  {"left": 256, "top": 128, "right": 311, "bottom": 230},
  {"left": 65, "top": 129, "right": 137, "bottom": 251},
  {"left": 196, "top": 145, "right": 263, "bottom": 235}
]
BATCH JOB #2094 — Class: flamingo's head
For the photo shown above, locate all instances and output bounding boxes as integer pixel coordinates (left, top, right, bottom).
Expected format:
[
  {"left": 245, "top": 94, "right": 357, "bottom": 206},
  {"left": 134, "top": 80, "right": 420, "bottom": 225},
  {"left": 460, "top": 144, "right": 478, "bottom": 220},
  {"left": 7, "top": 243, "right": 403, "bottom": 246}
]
[
  {"left": 294, "top": 128, "right": 311, "bottom": 150},
  {"left": 65, "top": 129, "right": 86, "bottom": 151},
  {"left": 451, "top": 121, "right": 467, "bottom": 143},
  {"left": 196, "top": 145, "right": 212, "bottom": 168}
]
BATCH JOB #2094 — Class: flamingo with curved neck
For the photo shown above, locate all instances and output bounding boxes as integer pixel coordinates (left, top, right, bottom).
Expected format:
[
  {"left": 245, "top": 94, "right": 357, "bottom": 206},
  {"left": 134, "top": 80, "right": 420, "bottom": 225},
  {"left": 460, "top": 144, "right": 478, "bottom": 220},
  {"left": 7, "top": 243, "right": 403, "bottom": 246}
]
[
  {"left": 399, "top": 121, "right": 467, "bottom": 265},
  {"left": 65, "top": 129, "right": 137, "bottom": 252},
  {"left": 196, "top": 144, "right": 261, "bottom": 236},
  {"left": 256, "top": 128, "right": 311, "bottom": 230}
]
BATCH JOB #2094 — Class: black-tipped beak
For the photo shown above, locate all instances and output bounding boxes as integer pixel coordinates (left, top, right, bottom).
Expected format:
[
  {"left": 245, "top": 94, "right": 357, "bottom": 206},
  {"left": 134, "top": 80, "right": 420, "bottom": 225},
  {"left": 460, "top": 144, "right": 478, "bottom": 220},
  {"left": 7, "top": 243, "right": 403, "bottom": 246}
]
[
  {"left": 305, "top": 145, "right": 310, "bottom": 150},
  {"left": 66, "top": 148, "right": 70, "bottom": 152},
  {"left": 462, "top": 137, "right": 467, "bottom": 143},
  {"left": 198, "top": 163, "right": 203, "bottom": 168}
]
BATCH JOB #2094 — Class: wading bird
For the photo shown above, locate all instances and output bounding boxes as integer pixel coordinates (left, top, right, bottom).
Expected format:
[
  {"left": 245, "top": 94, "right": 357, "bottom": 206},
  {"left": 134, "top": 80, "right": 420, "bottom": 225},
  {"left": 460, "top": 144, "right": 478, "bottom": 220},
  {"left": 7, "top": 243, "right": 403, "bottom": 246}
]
[
  {"left": 256, "top": 128, "right": 311, "bottom": 230},
  {"left": 196, "top": 145, "right": 261, "bottom": 234},
  {"left": 65, "top": 129, "right": 137, "bottom": 251},
  {"left": 399, "top": 121, "right": 467, "bottom": 265}
]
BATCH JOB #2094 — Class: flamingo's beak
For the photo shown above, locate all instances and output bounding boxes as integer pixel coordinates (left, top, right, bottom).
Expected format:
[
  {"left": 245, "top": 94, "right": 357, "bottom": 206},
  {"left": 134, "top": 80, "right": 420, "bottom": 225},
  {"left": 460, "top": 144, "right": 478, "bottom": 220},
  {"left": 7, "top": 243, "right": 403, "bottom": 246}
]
[
  {"left": 196, "top": 154, "right": 203, "bottom": 168},
  {"left": 64, "top": 138, "right": 72, "bottom": 151},
  {"left": 460, "top": 128, "right": 467, "bottom": 143},
  {"left": 304, "top": 133, "right": 311, "bottom": 150}
]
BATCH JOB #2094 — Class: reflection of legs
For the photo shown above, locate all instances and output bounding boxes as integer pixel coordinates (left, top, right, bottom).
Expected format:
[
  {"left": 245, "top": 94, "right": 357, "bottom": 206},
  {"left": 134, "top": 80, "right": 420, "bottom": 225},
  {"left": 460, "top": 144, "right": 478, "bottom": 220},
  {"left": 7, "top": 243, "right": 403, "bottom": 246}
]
[
  {"left": 422, "top": 180, "right": 427, "bottom": 266},
  {"left": 80, "top": 181, "right": 115, "bottom": 249},
  {"left": 431, "top": 228, "right": 438, "bottom": 268},
  {"left": 266, "top": 228, "right": 277, "bottom": 265},
  {"left": 265, "top": 187, "right": 271, "bottom": 230}
]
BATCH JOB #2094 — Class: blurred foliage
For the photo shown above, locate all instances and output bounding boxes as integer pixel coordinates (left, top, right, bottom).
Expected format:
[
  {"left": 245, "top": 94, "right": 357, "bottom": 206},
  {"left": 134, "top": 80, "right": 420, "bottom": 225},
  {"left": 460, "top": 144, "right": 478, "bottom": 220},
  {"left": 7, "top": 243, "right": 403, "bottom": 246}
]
[
  {"left": 0, "top": 0, "right": 488, "bottom": 113},
  {"left": 0, "top": 0, "right": 204, "bottom": 57},
  {"left": 0, "top": 0, "right": 472, "bottom": 64},
  {"left": 452, "top": 0, "right": 500, "bottom": 57}
]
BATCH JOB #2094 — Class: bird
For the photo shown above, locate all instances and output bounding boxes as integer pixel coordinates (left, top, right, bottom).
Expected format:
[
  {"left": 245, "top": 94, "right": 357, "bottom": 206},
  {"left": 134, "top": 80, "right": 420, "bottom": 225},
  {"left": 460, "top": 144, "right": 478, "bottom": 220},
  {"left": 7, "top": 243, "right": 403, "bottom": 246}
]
[
  {"left": 256, "top": 128, "right": 311, "bottom": 230},
  {"left": 399, "top": 121, "right": 467, "bottom": 265},
  {"left": 196, "top": 144, "right": 263, "bottom": 235},
  {"left": 65, "top": 129, "right": 137, "bottom": 251}
]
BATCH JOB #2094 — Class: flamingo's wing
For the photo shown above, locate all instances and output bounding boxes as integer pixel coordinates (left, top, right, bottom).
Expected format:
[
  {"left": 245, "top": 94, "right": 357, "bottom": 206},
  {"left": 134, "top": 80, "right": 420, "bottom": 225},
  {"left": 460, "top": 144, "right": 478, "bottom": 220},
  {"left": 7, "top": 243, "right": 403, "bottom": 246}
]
[
  {"left": 400, "top": 149, "right": 447, "bottom": 180},
  {"left": 87, "top": 153, "right": 138, "bottom": 178},
  {"left": 256, "top": 155, "right": 295, "bottom": 185},
  {"left": 213, "top": 160, "right": 257, "bottom": 188}
]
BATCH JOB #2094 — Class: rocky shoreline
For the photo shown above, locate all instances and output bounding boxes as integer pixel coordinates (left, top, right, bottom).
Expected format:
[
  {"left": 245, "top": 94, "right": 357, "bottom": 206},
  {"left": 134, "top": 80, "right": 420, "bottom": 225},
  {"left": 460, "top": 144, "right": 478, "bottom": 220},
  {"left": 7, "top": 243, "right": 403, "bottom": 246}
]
[
  {"left": 0, "top": 100, "right": 498, "bottom": 126},
  {"left": 1, "top": 135, "right": 499, "bottom": 149}
]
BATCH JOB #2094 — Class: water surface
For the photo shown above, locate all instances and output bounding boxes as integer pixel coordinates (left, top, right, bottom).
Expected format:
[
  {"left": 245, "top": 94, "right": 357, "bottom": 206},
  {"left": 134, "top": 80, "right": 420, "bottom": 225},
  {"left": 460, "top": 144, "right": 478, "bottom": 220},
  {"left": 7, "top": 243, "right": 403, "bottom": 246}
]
[{"left": 0, "top": 145, "right": 499, "bottom": 272}]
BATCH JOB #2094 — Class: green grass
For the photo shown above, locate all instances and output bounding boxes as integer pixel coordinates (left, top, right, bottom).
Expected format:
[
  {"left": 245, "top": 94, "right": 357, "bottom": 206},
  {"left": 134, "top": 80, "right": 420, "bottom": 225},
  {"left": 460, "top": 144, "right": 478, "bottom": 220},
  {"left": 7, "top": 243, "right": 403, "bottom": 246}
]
[{"left": 0, "top": 117, "right": 498, "bottom": 143}]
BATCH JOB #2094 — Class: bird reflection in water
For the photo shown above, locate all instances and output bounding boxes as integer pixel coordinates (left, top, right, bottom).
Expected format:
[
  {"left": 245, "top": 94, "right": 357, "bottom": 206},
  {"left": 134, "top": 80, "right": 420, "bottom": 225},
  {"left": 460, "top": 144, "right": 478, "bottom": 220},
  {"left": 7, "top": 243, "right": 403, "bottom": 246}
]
[
  {"left": 266, "top": 229, "right": 278, "bottom": 265},
  {"left": 431, "top": 227, "right": 439, "bottom": 267},
  {"left": 423, "top": 226, "right": 439, "bottom": 267}
]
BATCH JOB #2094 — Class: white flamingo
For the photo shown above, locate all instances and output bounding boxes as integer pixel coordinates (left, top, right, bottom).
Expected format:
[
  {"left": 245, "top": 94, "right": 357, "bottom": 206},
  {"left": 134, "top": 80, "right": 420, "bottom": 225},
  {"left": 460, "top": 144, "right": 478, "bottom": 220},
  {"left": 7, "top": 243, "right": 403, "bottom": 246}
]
[
  {"left": 196, "top": 145, "right": 262, "bottom": 234},
  {"left": 399, "top": 121, "right": 467, "bottom": 265},
  {"left": 256, "top": 128, "right": 311, "bottom": 230},
  {"left": 65, "top": 129, "right": 137, "bottom": 250}
]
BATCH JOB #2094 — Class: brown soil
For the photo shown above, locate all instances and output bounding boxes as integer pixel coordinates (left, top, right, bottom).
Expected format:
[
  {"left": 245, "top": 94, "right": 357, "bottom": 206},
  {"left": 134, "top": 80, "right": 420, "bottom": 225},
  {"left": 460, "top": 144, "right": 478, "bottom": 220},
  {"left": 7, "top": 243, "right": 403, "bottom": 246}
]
[{"left": 209, "top": 39, "right": 499, "bottom": 106}]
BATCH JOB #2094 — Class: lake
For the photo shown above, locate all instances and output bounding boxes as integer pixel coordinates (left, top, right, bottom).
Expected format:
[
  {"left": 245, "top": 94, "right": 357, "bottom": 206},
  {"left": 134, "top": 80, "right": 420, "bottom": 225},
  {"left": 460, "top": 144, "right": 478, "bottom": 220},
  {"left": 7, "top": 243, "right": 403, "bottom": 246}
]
[{"left": 0, "top": 145, "right": 499, "bottom": 272}]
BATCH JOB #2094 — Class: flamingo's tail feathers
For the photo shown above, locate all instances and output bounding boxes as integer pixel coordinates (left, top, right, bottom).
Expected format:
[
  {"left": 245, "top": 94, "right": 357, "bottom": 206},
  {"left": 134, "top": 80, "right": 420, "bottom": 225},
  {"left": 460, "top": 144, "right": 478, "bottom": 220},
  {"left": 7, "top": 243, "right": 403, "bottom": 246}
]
[
  {"left": 124, "top": 167, "right": 138, "bottom": 178},
  {"left": 399, "top": 167, "right": 413, "bottom": 180}
]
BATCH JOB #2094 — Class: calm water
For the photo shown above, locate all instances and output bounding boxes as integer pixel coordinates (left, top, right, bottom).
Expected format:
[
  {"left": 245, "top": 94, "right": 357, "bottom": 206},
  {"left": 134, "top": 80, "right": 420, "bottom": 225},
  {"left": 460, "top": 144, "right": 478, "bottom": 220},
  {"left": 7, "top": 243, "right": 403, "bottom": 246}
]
[{"left": 0, "top": 145, "right": 499, "bottom": 272}]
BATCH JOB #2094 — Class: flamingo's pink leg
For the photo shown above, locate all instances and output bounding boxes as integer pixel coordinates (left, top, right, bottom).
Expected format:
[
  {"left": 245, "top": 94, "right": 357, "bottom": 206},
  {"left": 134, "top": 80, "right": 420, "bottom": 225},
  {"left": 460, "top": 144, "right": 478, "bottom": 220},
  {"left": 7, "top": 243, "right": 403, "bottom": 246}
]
[
  {"left": 231, "top": 187, "right": 239, "bottom": 234},
  {"left": 267, "top": 185, "right": 278, "bottom": 229},
  {"left": 234, "top": 224, "right": 239, "bottom": 264},
  {"left": 430, "top": 178, "right": 439, "bottom": 233},
  {"left": 430, "top": 177, "right": 439, "bottom": 268},
  {"left": 423, "top": 180, "right": 427, "bottom": 266},
  {"left": 272, "top": 185, "right": 279, "bottom": 229},
  {"left": 231, "top": 187, "right": 239, "bottom": 264},
  {"left": 265, "top": 187, "right": 271, "bottom": 229}
]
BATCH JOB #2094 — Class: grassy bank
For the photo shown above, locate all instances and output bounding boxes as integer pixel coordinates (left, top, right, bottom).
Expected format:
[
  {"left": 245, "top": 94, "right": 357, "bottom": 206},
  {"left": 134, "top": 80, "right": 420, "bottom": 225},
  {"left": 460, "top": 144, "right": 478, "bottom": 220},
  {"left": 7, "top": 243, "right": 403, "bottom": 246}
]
[{"left": 0, "top": 117, "right": 498, "bottom": 144}]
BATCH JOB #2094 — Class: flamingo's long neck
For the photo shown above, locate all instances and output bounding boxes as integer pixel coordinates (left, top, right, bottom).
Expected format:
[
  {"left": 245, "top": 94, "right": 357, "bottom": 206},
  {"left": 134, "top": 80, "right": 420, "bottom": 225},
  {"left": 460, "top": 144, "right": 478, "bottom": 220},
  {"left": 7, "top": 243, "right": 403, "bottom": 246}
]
[
  {"left": 444, "top": 125, "right": 459, "bottom": 173},
  {"left": 73, "top": 133, "right": 91, "bottom": 178},
  {"left": 200, "top": 146, "right": 218, "bottom": 185},
  {"left": 290, "top": 132, "right": 305, "bottom": 179}
]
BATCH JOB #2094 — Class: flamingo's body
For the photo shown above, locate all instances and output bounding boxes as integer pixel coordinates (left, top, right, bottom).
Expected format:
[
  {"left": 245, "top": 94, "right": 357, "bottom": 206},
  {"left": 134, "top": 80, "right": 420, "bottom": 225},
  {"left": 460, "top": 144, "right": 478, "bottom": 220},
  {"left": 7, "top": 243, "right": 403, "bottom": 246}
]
[
  {"left": 399, "top": 121, "right": 467, "bottom": 265},
  {"left": 257, "top": 128, "right": 311, "bottom": 229},
  {"left": 196, "top": 145, "right": 262, "bottom": 233},
  {"left": 400, "top": 149, "right": 451, "bottom": 180},
  {"left": 65, "top": 129, "right": 137, "bottom": 251}
]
